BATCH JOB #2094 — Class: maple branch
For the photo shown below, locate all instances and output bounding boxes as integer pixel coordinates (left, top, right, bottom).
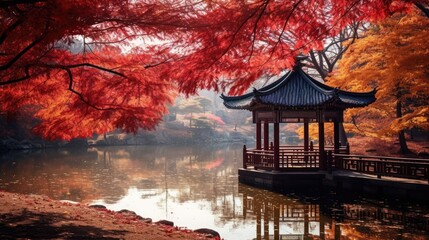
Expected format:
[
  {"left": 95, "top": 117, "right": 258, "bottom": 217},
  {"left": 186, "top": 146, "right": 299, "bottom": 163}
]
[
  {"left": 248, "top": 0, "right": 270, "bottom": 61},
  {"left": 207, "top": 1, "right": 267, "bottom": 68},
  {"left": 0, "top": 67, "right": 30, "bottom": 86},
  {"left": 0, "top": 16, "right": 24, "bottom": 46},
  {"left": 64, "top": 68, "right": 117, "bottom": 111},
  {"left": 0, "top": 19, "right": 49, "bottom": 71},
  {"left": 66, "top": 63, "right": 126, "bottom": 78},
  {"left": 289, "top": 0, "right": 362, "bottom": 60},
  {"left": 272, "top": 0, "right": 304, "bottom": 55},
  {"left": 0, "top": 0, "right": 46, "bottom": 8}
]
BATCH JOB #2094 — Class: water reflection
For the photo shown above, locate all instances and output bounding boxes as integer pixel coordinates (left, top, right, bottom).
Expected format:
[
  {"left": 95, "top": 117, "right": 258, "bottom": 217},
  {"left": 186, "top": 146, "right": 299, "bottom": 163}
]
[
  {"left": 239, "top": 184, "right": 428, "bottom": 240},
  {"left": 240, "top": 185, "right": 323, "bottom": 240},
  {"left": 0, "top": 145, "right": 428, "bottom": 239}
]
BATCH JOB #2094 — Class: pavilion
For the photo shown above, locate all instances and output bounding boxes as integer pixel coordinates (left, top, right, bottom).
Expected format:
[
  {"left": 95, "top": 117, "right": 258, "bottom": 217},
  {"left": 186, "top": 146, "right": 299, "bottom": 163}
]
[{"left": 221, "top": 58, "right": 376, "bottom": 172}]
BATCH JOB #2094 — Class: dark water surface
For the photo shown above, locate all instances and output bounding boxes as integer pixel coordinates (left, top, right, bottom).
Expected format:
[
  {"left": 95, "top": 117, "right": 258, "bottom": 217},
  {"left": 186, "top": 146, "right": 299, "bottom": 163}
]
[{"left": 0, "top": 144, "right": 428, "bottom": 239}]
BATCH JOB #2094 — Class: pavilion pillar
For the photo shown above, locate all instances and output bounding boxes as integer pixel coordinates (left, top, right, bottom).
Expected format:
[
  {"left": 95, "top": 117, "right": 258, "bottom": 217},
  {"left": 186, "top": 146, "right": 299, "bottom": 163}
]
[
  {"left": 274, "top": 122, "right": 280, "bottom": 171},
  {"left": 304, "top": 120, "right": 309, "bottom": 162},
  {"left": 264, "top": 122, "right": 269, "bottom": 150},
  {"left": 339, "top": 123, "right": 348, "bottom": 146},
  {"left": 256, "top": 121, "right": 262, "bottom": 150},
  {"left": 334, "top": 121, "right": 340, "bottom": 154},
  {"left": 318, "top": 111, "right": 325, "bottom": 170}
]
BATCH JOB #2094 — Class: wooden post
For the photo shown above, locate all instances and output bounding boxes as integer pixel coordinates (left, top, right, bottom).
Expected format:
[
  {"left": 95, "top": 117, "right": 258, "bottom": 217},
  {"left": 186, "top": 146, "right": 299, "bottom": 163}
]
[
  {"left": 264, "top": 122, "right": 269, "bottom": 150},
  {"left": 304, "top": 120, "right": 309, "bottom": 162},
  {"left": 274, "top": 122, "right": 280, "bottom": 171},
  {"left": 327, "top": 151, "right": 333, "bottom": 173},
  {"left": 304, "top": 206, "right": 309, "bottom": 238},
  {"left": 310, "top": 141, "right": 314, "bottom": 166},
  {"left": 256, "top": 200, "right": 261, "bottom": 240},
  {"left": 274, "top": 204, "right": 280, "bottom": 240},
  {"left": 334, "top": 223, "right": 341, "bottom": 240},
  {"left": 264, "top": 201, "right": 269, "bottom": 239},
  {"left": 256, "top": 121, "right": 262, "bottom": 150},
  {"left": 243, "top": 145, "right": 247, "bottom": 169},
  {"left": 334, "top": 121, "right": 340, "bottom": 154},
  {"left": 319, "top": 216, "right": 325, "bottom": 240},
  {"left": 318, "top": 115, "right": 325, "bottom": 170}
]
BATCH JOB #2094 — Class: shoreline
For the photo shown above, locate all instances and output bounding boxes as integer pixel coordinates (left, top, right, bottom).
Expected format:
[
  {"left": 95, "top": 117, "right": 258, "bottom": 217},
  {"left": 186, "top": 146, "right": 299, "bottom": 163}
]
[{"left": 0, "top": 191, "right": 220, "bottom": 239}]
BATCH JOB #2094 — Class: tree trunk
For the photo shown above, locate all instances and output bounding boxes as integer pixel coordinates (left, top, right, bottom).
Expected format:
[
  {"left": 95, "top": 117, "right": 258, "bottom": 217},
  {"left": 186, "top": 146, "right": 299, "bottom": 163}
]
[
  {"left": 396, "top": 100, "right": 411, "bottom": 154},
  {"left": 415, "top": 3, "right": 429, "bottom": 18}
]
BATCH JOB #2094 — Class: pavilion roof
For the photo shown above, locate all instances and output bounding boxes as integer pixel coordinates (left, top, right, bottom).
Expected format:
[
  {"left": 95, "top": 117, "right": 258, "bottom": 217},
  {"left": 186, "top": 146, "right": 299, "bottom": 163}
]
[{"left": 221, "top": 67, "right": 376, "bottom": 110}]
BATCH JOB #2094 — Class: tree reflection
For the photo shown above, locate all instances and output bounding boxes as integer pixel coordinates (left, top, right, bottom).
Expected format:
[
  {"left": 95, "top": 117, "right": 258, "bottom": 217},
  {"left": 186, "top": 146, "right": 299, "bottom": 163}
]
[{"left": 238, "top": 184, "right": 429, "bottom": 240}]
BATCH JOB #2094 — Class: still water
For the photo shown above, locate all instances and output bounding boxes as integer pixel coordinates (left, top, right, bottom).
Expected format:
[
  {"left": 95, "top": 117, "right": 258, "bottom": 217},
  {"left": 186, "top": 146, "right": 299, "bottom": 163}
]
[{"left": 0, "top": 144, "right": 428, "bottom": 239}]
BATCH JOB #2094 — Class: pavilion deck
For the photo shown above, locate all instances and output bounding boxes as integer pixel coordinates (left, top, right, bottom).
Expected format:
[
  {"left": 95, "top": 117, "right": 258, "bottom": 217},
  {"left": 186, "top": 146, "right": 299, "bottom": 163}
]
[{"left": 241, "top": 144, "right": 429, "bottom": 183}]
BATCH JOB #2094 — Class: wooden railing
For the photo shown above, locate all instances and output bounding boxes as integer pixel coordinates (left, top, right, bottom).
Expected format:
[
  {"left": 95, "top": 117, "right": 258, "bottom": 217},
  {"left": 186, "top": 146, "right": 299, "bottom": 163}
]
[
  {"left": 332, "top": 153, "right": 429, "bottom": 183},
  {"left": 242, "top": 145, "right": 429, "bottom": 183},
  {"left": 243, "top": 145, "right": 330, "bottom": 170},
  {"left": 243, "top": 148, "right": 275, "bottom": 169},
  {"left": 278, "top": 149, "right": 319, "bottom": 169}
]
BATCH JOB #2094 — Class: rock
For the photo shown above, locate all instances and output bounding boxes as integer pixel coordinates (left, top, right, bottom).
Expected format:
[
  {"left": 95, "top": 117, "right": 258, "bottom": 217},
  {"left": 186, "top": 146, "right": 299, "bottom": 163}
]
[
  {"left": 89, "top": 204, "right": 107, "bottom": 209},
  {"left": 417, "top": 151, "right": 429, "bottom": 159},
  {"left": 156, "top": 220, "right": 174, "bottom": 226},
  {"left": 141, "top": 217, "right": 152, "bottom": 223},
  {"left": 194, "top": 228, "right": 220, "bottom": 238},
  {"left": 118, "top": 209, "right": 144, "bottom": 220}
]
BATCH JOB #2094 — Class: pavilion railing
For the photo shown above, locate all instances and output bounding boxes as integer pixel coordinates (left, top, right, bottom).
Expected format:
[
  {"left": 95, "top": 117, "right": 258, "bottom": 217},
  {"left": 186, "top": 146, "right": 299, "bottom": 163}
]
[
  {"left": 331, "top": 153, "right": 429, "bottom": 183},
  {"left": 278, "top": 149, "right": 319, "bottom": 169},
  {"left": 243, "top": 145, "right": 347, "bottom": 170},
  {"left": 243, "top": 148, "right": 275, "bottom": 169}
]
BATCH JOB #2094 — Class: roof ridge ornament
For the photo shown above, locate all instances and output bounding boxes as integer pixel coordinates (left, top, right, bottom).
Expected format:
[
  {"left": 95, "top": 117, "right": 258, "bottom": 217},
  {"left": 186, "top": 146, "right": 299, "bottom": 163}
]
[{"left": 293, "top": 54, "right": 308, "bottom": 70}]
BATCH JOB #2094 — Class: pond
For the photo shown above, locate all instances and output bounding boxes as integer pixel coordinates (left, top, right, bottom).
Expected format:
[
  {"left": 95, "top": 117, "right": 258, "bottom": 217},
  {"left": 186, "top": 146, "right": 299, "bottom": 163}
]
[{"left": 0, "top": 144, "right": 428, "bottom": 239}]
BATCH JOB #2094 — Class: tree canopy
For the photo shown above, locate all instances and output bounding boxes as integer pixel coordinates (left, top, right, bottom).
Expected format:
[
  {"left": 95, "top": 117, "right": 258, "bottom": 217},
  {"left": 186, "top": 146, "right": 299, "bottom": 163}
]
[
  {"left": 0, "top": 0, "right": 427, "bottom": 140},
  {"left": 328, "top": 10, "right": 429, "bottom": 153}
]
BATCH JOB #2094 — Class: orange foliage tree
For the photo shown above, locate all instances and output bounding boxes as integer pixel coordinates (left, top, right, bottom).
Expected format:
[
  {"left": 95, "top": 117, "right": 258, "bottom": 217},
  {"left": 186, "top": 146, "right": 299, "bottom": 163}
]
[
  {"left": 0, "top": 0, "right": 426, "bottom": 140},
  {"left": 328, "top": 10, "right": 429, "bottom": 153}
]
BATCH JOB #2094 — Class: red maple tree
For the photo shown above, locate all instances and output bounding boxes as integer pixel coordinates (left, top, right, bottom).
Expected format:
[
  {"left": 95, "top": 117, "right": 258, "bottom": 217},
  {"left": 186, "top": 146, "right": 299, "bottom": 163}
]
[{"left": 0, "top": 0, "right": 426, "bottom": 140}]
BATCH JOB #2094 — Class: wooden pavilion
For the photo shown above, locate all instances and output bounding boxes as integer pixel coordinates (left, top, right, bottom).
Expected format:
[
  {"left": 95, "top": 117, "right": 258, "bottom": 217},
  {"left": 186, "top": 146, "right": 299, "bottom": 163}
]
[{"left": 221, "top": 59, "right": 376, "bottom": 172}]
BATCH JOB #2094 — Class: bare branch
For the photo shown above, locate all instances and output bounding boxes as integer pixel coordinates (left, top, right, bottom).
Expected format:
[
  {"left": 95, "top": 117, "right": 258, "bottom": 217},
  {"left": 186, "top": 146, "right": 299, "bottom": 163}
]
[
  {"left": 64, "top": 68, "right": 118, "bottom": 111},
  {"left": 0, "top": 19, "right": 49, "bottom": 71},
  {"left": 67, "top": 63, "right": 126, "bottom": 77},
  {"left": 269, "top": 0, "right": 304, "bottom": 59},
  {"left": 248, "top": 0, "right": 270, "bottom": 61},
  {"left": 0, "top": 67, "right": 30, "bottom": 85}
]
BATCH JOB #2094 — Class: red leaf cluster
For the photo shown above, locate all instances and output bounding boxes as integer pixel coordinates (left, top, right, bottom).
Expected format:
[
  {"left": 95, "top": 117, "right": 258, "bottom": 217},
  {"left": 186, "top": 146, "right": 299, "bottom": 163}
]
[{"left": 0, "top": 0, "right": 422, "bottom": 139}]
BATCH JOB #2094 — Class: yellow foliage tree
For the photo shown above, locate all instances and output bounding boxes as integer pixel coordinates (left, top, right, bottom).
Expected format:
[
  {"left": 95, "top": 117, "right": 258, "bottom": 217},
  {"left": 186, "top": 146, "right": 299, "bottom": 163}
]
[{"left": 328, "top": 10, "right": 429, "bottom": 154}]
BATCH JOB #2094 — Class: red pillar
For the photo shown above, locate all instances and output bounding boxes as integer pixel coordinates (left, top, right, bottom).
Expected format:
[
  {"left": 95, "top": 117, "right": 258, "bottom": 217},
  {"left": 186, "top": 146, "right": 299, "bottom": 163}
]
[
  {"left": 264, "top": 122, "right": 269, "bottom": 150},
  {"left": 274, "top": 122, "right": 280, "bottom": 171},
  {"left": 256, "top": 121, "right": 262, "bottom": 150},
  {"left": 304, "top": 120, "right": 309, "bottom": 163},
  {"left": 304, "top": 120, "right": 309, "bottom": 151},
  {"left": 318, "top": 111, "right": 325, "bottom": 170},
  {"left": 334, "top": 121, "right": 340, "bottom": 154}
]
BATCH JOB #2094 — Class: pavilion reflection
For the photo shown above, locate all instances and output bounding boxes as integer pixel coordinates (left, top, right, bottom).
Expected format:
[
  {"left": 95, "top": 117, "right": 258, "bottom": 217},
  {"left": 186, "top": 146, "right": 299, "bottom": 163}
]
[
  {"left": 239, "top": 184, "right": 329, "bottom": 240},
  {"left": 239, "top": 184, "right": 429, "bottom": 240}
]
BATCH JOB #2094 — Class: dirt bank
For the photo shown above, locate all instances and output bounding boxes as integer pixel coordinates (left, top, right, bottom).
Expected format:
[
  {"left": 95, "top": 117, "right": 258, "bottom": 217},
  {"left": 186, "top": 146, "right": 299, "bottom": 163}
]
[{"left": 0, "top": 191, "right": 218, "bottom": 239}]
